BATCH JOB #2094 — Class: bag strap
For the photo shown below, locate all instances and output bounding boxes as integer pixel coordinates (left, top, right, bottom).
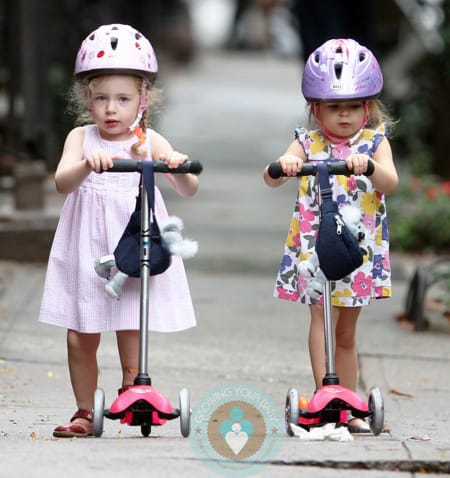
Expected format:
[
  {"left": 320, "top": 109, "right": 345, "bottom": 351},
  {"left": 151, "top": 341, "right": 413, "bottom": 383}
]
[
  {"left": 142, "top": 159, "right": 156, "bottom": 212},
  {"left": 141, "top": 160, "right": 164, "bottom": 238},
  {"left": 316, "top": 162, "right": 333, "bottom": 201}
]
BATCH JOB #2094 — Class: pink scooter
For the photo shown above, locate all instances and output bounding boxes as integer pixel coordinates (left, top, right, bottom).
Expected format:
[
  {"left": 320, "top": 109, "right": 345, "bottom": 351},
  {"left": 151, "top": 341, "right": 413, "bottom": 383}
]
[
  {"left": 267, "top": 160, "right": 384, "bottom": 436},
  {"left": 92, "top": 159, "right": 202, "bottom": 438}
]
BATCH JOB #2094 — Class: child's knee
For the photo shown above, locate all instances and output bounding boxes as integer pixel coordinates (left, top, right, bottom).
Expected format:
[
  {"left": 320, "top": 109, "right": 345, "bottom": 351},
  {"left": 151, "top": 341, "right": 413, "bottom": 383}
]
[
  {"left": 335, "top": 328, "right": 356, "bottom": 349},
  {"left": 67, "top": 330, "right": 100, "bottom": 356}
]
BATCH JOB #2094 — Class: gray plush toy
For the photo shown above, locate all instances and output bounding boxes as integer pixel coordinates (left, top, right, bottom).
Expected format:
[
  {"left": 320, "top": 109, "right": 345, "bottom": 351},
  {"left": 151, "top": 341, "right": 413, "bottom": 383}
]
[{"left": 94, "top": 216, "right": 198, "bottom": 299}]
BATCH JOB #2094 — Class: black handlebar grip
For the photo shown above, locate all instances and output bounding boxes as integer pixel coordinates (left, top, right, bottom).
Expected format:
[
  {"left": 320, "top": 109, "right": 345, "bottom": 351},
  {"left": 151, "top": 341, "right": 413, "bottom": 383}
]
[
  {"left": 267, "top": 159, "right": 374, "bottom": 178},
  {"left": 157, "top": 159, "right": 202, "bottom": 175},
  {"left": 267, "top": 162, "right": 283, "bottom": 179},
  {"left": 365, "top": 159, "right": 375, "bottom": 176},
  {"left": 107, "top": 159, "right": 203, "bottom": 175},
  {"left": 327, "top": 160, "right": 375, "bottom": 177}
]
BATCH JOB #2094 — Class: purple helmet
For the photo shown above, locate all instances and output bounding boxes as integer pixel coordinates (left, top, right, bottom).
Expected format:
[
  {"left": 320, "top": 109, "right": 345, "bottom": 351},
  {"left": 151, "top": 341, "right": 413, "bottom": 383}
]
[
  {"left": 74, "top": 24, "right": 158, "bottom": 79},
  {"left": 301, "top": 39, "right": 383, "bottom": 102}
]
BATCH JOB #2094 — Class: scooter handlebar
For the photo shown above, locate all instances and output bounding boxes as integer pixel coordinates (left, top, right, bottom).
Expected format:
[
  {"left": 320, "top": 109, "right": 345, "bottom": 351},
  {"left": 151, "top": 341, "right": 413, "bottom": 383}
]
[
  {"left": 267, "top": 159, "right": 374, "bottom": 179},
  {"left": 106, "top": 159, "right": 203, "bottom": 175}
]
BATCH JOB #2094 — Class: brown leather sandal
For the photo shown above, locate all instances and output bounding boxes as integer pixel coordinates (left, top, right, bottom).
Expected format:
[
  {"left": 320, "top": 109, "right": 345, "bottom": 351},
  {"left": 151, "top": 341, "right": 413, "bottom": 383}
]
[{"left": 53, "top": 409, "right": 93, "bottom": 438}]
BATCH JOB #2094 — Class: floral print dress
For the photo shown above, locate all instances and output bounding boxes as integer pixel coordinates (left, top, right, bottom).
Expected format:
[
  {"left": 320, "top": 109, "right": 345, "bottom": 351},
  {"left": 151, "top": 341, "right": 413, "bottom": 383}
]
[{"left": 274, "top": 124, "right": 392, "bottom": 307}]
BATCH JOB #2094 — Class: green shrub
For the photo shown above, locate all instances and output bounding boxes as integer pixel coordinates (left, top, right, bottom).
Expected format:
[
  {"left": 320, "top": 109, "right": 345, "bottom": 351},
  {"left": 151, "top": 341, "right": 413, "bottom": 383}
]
[{"left": 388, "top": 175, "right": 450, "bottom": 252}]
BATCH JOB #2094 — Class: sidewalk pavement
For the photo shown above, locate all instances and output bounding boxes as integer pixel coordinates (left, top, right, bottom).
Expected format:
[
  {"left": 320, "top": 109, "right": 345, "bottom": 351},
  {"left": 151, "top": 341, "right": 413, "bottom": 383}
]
[{"left": 0, "top": 51, "right": 449, "bottom": 477}]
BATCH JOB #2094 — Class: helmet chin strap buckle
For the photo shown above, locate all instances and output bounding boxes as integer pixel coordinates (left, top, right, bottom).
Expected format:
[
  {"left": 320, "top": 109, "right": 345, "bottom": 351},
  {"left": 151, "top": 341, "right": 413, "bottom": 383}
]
[
  {"left": 128, "top": 79, "right": 149, "bottom": 133},
  {"left": 128, "top": 111, "right": 143, "bottom": 133}
]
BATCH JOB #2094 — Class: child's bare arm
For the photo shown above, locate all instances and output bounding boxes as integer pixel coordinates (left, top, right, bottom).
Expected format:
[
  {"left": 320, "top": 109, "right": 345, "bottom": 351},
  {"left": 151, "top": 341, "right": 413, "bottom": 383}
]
[
  {"left": 55, "top": 127, "right": 90, "bottom": 193},
  {"left": 264, "top": 140, "right": 306, "bottom": 187},
  {"left": 150, "top": 130, "right": 199, "bottom": 197},
  {"left": 345, "top": 137, "right": 398, "bottom": 195}
]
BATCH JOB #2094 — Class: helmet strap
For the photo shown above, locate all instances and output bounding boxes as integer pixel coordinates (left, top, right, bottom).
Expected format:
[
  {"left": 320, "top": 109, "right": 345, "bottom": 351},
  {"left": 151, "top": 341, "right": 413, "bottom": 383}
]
[{"left": 128, "top": 79, "right": 149, "bottom": 149}]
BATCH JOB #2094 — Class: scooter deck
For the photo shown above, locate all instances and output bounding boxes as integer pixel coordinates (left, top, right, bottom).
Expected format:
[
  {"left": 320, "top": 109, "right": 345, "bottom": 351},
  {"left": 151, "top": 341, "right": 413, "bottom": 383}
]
[
  {"left": 299, "top": 385, "right": 369, "bottom": 428},
  {"left": 105, "top": 385, "right": 180, "bottom": 426}
]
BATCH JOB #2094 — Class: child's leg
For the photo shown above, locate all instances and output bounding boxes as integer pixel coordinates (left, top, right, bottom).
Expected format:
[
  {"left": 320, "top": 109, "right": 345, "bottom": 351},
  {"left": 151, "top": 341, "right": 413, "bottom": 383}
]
[
  {"left": 67, "top": 330, "right": 101, "bottom": 412},
  {"left": 308, "top": 304, "right": 337, "bottom": 389},
  {"left": 335, "top": 306, "right": 370, "bottom": 432},
  {"left": 53, "top": 331, "right": 101, "bottom": 437},
  {"left": 116, "top": 330, "right": 140, "bottom": 388},
  {"left": 308, "top": 305, "right": 369, "bottom": 432},
  {"left": 308, "top": 305, "right": 360, "bottom": 390},
  {"left": 334, "top": 307, "right": 361, "bottom": 391}
]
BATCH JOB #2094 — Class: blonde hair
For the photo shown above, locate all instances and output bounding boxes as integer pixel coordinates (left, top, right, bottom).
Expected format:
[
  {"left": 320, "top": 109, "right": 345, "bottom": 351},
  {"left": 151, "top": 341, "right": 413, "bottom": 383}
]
[
  {"left": 307, "top": 99, "right": 396, "bottom": 133},
  {"left": 66, "top": 74, "right": 162, "bottom": 157}
]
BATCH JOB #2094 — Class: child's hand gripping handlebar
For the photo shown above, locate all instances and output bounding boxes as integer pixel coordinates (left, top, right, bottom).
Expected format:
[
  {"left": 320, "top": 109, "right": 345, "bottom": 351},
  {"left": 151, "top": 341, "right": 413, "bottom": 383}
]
[
  {"left": 267, "top": 160, "right": 374, "bottom": 178},
  {"left": 106, "top": 159, "right": 203, "bottom": 175}
]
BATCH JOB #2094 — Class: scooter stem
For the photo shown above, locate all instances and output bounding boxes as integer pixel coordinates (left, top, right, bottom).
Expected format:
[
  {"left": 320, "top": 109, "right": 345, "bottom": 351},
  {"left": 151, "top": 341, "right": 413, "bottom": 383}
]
[
  {"left": 323, "top": 280, "right": 339, "bottom": 385},
  {"left": 135, "top": 180, "right": 151, "bottom": 386}
]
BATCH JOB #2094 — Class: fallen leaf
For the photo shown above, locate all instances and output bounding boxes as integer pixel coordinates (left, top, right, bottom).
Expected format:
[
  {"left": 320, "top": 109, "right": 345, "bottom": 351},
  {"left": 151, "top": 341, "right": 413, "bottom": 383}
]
[
  {"left": 395, "top": 313, "right": 410, "bottom": 323},
  {"left": 409, "top": 434, "right": 431, "bottom": 441},
  {"left": 389, "top": 389, "right": 415, "bottom": 398},
  {"left": 425, "top": 298, "right": 445, "bottom": 313}
]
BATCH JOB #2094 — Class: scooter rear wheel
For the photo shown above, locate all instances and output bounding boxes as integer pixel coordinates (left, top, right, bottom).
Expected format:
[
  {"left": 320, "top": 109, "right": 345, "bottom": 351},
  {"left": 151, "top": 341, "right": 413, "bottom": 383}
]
[
  {"left": 368, "top": 387, "right": 384, "bottom": 435},
  {"left": 93, "top": 388, "right": 105, "bottom": 437},
  {"left": 285, "top": 388, "right": 299, "bottom": 436},
  {"left": 179, "top": 388, "right": 191, "bottom": 437}
]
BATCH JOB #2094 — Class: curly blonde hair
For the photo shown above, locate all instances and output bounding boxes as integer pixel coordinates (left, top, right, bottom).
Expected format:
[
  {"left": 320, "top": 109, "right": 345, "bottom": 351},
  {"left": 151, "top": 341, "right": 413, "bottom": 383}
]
[{"left": 66, "top": 74, "right": 162, "bottom": 157}]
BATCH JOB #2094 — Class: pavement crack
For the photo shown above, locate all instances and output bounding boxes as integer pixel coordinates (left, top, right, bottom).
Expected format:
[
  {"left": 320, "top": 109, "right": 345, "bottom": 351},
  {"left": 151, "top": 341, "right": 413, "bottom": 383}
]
[
  {"left": 0, "top": 355, "right": 117, "bottom": 371},
  {"left": 401, "top": 439, "right": 414, "bottom": 461},
  {"left": 359, "top": 352, "right": 450, "bottom": 364},
  {"left": 269, "top": 459, "right": 450, "bottom": 474}
]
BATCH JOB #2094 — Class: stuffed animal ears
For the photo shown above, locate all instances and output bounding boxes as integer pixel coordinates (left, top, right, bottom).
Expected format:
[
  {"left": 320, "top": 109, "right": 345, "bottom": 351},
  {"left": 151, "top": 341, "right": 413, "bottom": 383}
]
[
  {"left": 339, "top": 205, "right": 362, "bottom": 225},
  {"left": 168, "top": 237, "right": 198, "bottom": 259},
  {"left": 159, "top": 215, "right": 198, "bottom": 259}
]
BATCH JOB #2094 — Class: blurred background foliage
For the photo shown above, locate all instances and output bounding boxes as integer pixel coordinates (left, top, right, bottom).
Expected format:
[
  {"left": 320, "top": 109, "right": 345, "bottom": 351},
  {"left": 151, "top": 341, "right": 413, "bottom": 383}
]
[
  {"left": 388, "top": 175, "right": 450, "bottom": 253},
  {"left": 387, "top": 1, "right": 450, "bottom": 252},
  {"left": 392, "top": 0, "right": 450, "bottom": 179}
]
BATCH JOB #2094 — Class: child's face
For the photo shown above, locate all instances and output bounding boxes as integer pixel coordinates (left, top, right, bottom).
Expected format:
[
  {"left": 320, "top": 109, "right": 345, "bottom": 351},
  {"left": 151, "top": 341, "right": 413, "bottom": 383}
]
[
  {"left": 316, "top": 101, "right": 366, "bottom": 140},
  {"left": 87, "top": 75, "right": 141, "bottom": 140}
]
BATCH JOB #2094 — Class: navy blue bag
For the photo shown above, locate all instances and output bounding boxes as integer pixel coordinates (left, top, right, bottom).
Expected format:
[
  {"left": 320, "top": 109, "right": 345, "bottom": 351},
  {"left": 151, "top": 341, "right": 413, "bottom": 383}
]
[
  {"left": 114, "top": 161, "right": 172, "bottom": 278},
  {"left": 315, "top": 162, "right": 364, "bottom": 281}
]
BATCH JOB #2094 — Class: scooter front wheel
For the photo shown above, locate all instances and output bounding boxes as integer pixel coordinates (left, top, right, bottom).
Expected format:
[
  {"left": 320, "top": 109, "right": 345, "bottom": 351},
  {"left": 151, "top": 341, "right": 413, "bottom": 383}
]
[
  {"left": 179, "top": 388, "right": 191, "bottom": 437},
  {"left": 368, "top": 387, "right": 384, "bottom": 435},
  {"left": 285, "top": 388, "right": 299, "bottom": 436},
  {"left": 93, "top": 388, "right": 105, "bottom": 437}
]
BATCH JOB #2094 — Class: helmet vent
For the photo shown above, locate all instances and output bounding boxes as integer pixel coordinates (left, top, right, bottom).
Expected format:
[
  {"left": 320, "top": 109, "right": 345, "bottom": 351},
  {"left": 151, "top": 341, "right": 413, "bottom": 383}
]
[
  {"left": 110, "top": 37, "right": 118, "bottom": 50},
  {"left": 314, "top": 53, "right": 320, "bottom": 63},
  {"left": 359, "top": 52, "right": 366, "bottom": 62},
  {"left": 334, "top": 63, "right": 343, "bottom": 80},
  {"left": 335, "top": 46, "right": 343, "bottom": 54}
]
